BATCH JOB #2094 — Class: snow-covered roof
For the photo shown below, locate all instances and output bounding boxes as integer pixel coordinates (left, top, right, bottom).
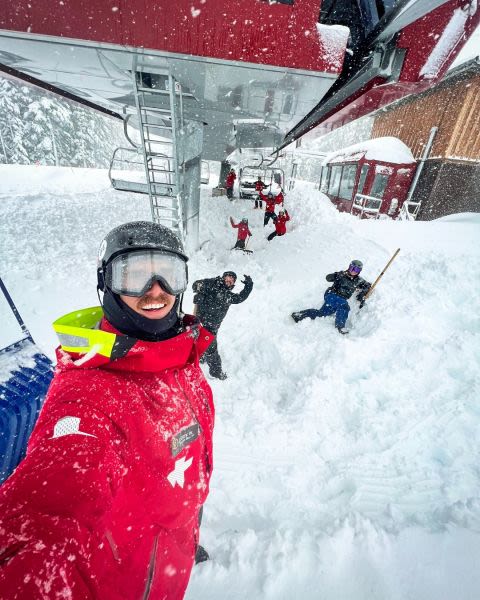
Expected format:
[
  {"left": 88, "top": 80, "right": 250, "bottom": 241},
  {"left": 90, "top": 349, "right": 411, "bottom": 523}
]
[{"left": 323, "top": 136, "right": 416, "bottom": 166}]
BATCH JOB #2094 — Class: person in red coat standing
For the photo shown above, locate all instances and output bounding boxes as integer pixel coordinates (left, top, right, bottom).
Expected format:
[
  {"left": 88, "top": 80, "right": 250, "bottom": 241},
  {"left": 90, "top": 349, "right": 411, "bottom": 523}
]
[
  {"left": 230, "top": 216, "right": 252, "bottom": 249},
  {"left": 254, "top": 177, "right": 267, "bottom": 209},
  {"left": 259, "top": 190, "right": 283, "bottom": 226},
  {"left": 225, "top": 168, "right": 236, "bottom": 200},
  {"left": 267, "top": 208, "right": 290, "bottom": 241},
  {"left": 0, "top": 222, "right": 215, "bottom": 600}
]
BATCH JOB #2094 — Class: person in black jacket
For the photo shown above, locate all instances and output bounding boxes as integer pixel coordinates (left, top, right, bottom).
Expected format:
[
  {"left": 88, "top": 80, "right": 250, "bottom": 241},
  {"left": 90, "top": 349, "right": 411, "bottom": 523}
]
[
  {"left": 291, "top": 260, "right": 370, "bottom": 334},
  {"left": 192, "top": 271, "right": 253, "bottom": 378}
]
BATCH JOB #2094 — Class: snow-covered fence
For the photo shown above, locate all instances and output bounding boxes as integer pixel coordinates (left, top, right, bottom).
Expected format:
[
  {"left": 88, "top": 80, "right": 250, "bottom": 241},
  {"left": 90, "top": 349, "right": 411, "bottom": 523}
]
[
  {"left": 351, "top": 193, "right": 382, "bottom": 219},
  {"left": 398, "top": 200, "right": 421, "bottom": 221}
]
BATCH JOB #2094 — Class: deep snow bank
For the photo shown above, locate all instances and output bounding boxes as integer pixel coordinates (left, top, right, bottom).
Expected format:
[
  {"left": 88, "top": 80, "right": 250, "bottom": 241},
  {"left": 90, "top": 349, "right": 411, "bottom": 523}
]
[{"left": 1, "top": 166, "right": 479, "bottom": 599}]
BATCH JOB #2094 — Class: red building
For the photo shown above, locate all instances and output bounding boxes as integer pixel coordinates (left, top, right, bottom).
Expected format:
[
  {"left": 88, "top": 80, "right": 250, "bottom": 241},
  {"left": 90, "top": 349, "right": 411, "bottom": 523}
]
[
  {"left": 371, "top": 58, "right": 480, "bottom": 220},
  {"left": 319, "top": 137, "right": 416, "bottom": 219}
]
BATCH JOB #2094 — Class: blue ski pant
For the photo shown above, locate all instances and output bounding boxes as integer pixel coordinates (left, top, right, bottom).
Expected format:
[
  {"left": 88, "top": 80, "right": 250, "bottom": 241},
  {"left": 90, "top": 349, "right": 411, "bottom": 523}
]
[{"left": 296, "top": 291, "right": 350, "bottom": 328}]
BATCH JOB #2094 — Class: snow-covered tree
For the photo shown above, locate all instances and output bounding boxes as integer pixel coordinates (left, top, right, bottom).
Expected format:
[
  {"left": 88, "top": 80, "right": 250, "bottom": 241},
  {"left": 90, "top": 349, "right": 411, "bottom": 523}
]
[{"left": 0, "top": 76, "right": 125, "bottom": 167}]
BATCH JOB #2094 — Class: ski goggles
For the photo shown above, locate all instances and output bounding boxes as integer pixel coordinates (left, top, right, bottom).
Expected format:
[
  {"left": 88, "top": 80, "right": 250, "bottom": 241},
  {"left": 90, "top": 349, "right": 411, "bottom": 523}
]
[
  {"left": 348, "top": 263, "right": 362, "bottom": 274},
  {"left": 105, "top": 250, "right": 188, "bottom": 297}
]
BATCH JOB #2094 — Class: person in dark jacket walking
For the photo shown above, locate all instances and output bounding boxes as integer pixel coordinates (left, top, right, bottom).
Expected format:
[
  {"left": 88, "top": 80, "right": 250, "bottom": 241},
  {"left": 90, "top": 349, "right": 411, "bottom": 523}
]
[
  {"left": 254, "top": 177, "right": 267, "bottom": 209},
  {"left": 230, "top": 216, "right": 252, "bottom": 249},
  {"left": 267, "top": 209, "right": 290, "bottom": 241},
  {"left": 225, "top": 168, "right": 236, "bottom": 200},
  {"left": 259, "top": 190, "right": 282, "bottom": 226},
  {"left": 292, "top": 260, "right": 371, "bottom": 334},
  {"left": 0, "top": 221, "right": 214, "bottom": 600},
  {"left": 192, "top": 271, "right": 253, "bottom": 379}
]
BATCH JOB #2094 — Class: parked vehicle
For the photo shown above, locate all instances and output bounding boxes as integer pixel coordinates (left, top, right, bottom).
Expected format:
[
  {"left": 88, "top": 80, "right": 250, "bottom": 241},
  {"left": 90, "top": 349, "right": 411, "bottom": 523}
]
[{"left": 239, "top": 167, "right": 284, "bottom": 199}]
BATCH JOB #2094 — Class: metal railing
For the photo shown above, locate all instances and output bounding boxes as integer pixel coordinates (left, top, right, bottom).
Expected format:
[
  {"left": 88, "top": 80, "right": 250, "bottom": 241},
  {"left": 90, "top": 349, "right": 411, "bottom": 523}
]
[
  {"left": 351, "top": 193, "right": 383, "bottom": 218},
  {"left": 398, "top": 200, "right": 421, "bottom": 221}
]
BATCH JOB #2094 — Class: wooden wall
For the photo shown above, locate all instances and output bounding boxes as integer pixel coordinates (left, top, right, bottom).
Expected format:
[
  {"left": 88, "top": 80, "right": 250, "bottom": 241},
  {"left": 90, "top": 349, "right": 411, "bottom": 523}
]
[
  {"left": 371, "top": 73, "right": 480, "bottom": 162},
  {"left": 415, "top": 160, "right": 480, "bottom": 219}
]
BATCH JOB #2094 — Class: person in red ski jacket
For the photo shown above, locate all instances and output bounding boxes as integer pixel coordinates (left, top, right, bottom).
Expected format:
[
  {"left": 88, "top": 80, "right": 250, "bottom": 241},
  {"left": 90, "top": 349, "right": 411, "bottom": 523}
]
[
  {"left": 230, "top": 216, "right": 252, "bottom": 249},
  {"left": 225, "top": 168, "right": 236, "bottom": 200},
  {"left": 0, "top": 222, "right": 215, "bottom": 600},
  {"left": 259, "top": 190, "right": 283, "bottom": 226},
  {"left": 254, "top": 177, "right": 267, "bottom": 209},
  {"left": 275, "top": 189, "right": 285, "bottom": 205},
  {"left": 267, "top": 208, "right": 290, "bottom": 241}
]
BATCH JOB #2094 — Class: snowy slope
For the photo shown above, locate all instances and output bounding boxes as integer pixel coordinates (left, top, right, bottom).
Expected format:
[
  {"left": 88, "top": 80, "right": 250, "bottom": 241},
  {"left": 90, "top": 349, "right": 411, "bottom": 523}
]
[{"left": 1, "top": 165, "right": 480, "bottom": 599}]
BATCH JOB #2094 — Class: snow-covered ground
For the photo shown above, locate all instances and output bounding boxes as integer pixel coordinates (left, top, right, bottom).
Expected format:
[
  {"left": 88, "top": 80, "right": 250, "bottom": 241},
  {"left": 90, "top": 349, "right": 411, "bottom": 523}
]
[{"left": 1, "top": 165, "right": 480, "bottom": 599}]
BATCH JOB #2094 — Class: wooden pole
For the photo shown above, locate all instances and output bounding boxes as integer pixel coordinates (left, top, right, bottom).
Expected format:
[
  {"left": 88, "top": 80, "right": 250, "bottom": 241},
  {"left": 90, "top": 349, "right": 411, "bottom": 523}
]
[{"left": 363, "top": 248, "right": 400, "bottom": 301}]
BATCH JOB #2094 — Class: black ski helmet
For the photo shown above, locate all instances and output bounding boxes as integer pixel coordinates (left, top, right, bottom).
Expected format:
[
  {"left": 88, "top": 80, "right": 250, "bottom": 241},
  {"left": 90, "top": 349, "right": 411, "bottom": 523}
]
[{"left": 97, "top": 221, "right": 188, "bottom": 292}]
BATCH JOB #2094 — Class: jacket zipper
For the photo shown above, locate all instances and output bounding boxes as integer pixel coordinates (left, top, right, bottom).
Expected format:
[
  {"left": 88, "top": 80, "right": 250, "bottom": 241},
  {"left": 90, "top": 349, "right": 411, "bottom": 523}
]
[
  {"left": 105, "top": 530, "right": 121, "bottom": 563},
  {"left": 142, "top": 534, "right": 159, "bottom": 600}
]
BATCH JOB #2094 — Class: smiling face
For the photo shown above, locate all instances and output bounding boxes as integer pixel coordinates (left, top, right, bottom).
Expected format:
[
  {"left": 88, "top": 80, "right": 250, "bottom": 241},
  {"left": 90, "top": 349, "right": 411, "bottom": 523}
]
[
  {"left": 223, "top": 275, "right": 235, "bottom": 288},
  {"left": 120, "top": 280, "right": 176, "bottom": 320}
]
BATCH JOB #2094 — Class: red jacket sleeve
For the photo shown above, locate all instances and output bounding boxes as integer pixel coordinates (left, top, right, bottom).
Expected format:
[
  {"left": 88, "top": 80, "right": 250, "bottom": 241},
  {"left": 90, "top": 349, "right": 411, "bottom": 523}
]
[{"left": 0, "top": 376, "right": 126, "bottom": 598}]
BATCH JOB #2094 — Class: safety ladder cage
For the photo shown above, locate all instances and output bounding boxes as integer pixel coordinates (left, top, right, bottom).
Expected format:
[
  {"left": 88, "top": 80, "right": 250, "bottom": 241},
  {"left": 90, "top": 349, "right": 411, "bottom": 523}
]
[
  {"left": 133, "top": 69, "right": 186, "bottom": 240},
  {"left": 0, "top": 277, "right": 53, "bottom": 484}
]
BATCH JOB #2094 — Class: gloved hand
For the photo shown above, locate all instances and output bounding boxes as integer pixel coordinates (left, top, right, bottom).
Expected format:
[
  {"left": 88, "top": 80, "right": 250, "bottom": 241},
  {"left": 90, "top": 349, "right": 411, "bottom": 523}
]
[
  {"left": 242, "top": 274, "right": 252, "bottom": 285},
  {"left": 356, "top": 292, "right": 366, "bottom": 309}
]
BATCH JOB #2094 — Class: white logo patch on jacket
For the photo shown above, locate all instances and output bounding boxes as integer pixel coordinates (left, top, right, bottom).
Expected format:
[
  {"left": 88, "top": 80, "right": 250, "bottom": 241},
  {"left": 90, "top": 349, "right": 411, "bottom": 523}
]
[
  {"left": 51, "top": 416, "right": 97, "bottom": 439},
  {"left": 167, "top": 456, "right": 193, "bottom": 488}
]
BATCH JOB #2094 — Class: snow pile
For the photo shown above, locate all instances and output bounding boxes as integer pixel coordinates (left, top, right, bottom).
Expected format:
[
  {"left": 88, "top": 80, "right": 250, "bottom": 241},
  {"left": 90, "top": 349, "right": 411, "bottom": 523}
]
[
  {"left": 0, "top": 164, "right": 112, "bottom": 196},
  {"left": 1, "top": 167, "right": 480, "bottom": 599},
  {"left": 323, "top": 137, "right": 415, "bottom": 166},
  {"left": 316, "top": 23, "right": 350, "bottom": 71}
]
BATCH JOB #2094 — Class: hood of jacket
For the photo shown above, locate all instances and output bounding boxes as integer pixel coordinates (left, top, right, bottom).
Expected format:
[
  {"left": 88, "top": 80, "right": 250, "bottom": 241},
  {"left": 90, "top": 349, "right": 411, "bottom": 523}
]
[{"left": 52, "top": 306, "right": 213, "bottom": 373}]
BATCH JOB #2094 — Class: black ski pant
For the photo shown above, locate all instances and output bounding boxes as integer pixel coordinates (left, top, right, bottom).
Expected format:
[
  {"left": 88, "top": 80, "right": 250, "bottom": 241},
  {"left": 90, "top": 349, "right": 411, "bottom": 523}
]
[
  {"left": 267, "top": 231, "right": 285, "bottom": 242},
  {"left": 202, "top": 339, "right": 224, "bottom": 377},
  {"left": 255, "top": 196, "right": 263, "bottom": 208},
  {"left": 234, "top": 239, "right": 246, "bottom": 249},
  {"left": 226, "top": 186, "right": 234, "bottom": 200},
  {"left": 264, "top": 211, "right": 276, "bottom": 226}
]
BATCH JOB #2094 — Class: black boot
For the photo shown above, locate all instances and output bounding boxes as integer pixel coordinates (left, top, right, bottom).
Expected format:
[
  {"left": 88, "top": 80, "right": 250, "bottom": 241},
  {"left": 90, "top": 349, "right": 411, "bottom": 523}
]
[
  {"left": 291, "top": 312, "right": 304, "bottom": 323},
  {"left": 336, "top": 326, "right": 349, "bottom": 335},
  {"left": 210, "top": 370, "right": 227, "bottom": 380},
  {"left": 195, "top": 544, "right": 210, "bottom": 564}
]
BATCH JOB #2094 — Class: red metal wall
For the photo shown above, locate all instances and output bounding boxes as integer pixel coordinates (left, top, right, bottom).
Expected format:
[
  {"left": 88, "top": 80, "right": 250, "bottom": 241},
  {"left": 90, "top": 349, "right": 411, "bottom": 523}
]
[
  {"left": 0, "top": 0, "right": 344, "bottom": 74},
  {"left": 303, "top": 0, "right": 480, "bottom": 135}
]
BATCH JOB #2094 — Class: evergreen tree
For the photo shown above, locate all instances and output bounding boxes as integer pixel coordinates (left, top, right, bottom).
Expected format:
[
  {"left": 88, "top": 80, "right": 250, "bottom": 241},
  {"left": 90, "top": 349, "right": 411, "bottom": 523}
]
[
  {"left": 0, "top": 75, "right": 125, "bottom": 167},
  {"left": 0, "top": 79, "right": 29, "bottom": 163}
]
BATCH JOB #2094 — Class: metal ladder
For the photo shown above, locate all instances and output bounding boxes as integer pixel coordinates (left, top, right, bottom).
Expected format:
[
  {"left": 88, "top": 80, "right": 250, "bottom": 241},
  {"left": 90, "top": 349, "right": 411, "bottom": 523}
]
[{"left": 132, "top": 70, "right": 185, "bottom": 238}]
